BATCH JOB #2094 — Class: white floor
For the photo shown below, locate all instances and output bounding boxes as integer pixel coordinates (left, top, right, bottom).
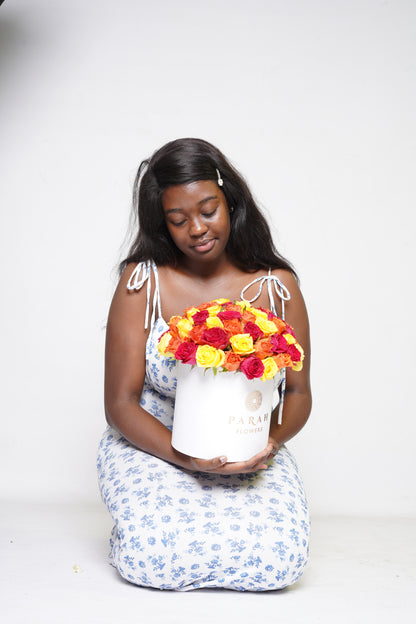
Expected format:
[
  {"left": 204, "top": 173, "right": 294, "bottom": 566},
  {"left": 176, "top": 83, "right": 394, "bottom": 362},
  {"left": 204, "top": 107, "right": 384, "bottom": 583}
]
[{"left": 1, "top": 503, "right": 415, "bottom": 624}]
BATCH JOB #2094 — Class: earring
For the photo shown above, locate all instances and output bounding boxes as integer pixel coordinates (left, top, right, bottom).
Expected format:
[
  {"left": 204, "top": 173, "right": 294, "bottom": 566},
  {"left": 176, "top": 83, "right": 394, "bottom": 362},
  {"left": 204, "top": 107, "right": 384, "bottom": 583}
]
[
  {"left": 229, "top": 206, "right": 234, "bottom": 213},
  {"left": 216, "top": 168, "right": 223, "bottom": 187}
]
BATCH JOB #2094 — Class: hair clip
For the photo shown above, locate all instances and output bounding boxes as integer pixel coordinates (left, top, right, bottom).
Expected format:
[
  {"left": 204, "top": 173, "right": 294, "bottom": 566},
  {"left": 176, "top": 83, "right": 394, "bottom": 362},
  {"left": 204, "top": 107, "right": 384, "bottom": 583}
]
[{"left": 216, "top": 168, "right": 224, "bottom": 187}]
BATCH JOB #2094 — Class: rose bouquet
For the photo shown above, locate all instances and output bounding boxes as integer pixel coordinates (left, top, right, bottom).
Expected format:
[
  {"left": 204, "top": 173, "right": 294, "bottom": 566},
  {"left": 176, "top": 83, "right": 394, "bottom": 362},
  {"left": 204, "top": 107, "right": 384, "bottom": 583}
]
[
  {"left": 157, "top": 298, "right": 304, "bottom": 461},
  {"left": 157, "top": 298, "right": 304, "bottom": 380}
]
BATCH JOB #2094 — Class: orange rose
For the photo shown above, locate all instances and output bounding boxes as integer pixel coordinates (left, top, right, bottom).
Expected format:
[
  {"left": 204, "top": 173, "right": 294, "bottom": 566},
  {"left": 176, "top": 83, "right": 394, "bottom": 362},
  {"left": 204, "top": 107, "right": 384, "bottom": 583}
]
[
  {"left": 273, "top": 353, "right": 292, "bottom": 369},
  {"left": 273, "top": 318, "right": 287, "bottom": 334},
  {"left": 168, "top": 315, "right": 183, "bottom": 329},
  {"left": 167, "top": 335, "right": 182, "bottom": 354},
  {"left": 222, "top": 351, "right": 242, "bottom": 371},
  {"left": 223, "top": 319, "right": 243, "bottom": 335},
  {"left": 224, "top": 303, "right": 243, "bottom": 313},
  {"left": 197, "top": 301, "right": 214, "bottom": 311},
  {"left": 254, "top": 338, "right": 274, "bottom": 359},
  {"left": 189, "top": 325, "right": 207, "bottom": 344},
  {"left": 242, "top": 310, "right": 256, "bottom": 323},
  {"left": 169, "top": 325, "right": 180, "bottom": 339}
]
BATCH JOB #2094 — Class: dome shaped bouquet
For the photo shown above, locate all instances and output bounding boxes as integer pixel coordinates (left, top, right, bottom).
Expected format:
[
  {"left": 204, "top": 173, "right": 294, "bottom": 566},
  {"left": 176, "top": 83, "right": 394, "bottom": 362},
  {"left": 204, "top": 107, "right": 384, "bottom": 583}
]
[{"left": 158, "top": 299, "right": 304, "bottom": 461}]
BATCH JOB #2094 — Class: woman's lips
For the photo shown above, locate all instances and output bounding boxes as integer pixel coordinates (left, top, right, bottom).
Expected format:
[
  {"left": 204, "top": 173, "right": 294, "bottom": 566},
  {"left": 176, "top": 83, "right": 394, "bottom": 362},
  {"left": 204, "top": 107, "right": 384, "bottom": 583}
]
[{"left": 192, "top": 239, "right": 215, "bottom": 253}]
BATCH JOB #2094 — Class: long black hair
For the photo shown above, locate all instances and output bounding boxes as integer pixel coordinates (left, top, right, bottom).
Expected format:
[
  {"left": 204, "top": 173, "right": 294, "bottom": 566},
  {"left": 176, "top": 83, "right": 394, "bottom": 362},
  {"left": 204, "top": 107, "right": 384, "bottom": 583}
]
[{"left": 120, "top": 138, "right": 296, "bottom": 277}]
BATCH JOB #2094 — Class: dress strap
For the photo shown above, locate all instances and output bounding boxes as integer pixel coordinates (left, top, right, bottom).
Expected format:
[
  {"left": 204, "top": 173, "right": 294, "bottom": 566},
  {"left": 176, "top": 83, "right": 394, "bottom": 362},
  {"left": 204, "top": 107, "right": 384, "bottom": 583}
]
[
  {"left": 240, "top": 269, "right": 291, "bottom": 320},
  {"left": 126, "top": 260, "right": 162, "bottom": 330},
  {"left": 240, "top": 269, "right": 291, "bottom": 426}
]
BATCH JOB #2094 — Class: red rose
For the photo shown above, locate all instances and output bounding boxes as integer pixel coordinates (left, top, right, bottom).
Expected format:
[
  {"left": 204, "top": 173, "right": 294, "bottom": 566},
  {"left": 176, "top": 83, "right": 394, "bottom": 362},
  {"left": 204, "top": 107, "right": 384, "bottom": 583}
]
[
  {"left": 200, "top": 327, "right": 229, "bottom": 349},
  {"left": 240, "top": 356, "right": 265, "bottom": 380},
  {"left": 217, "top": 310, "right": 242, "bottom": 322},
  {"left": 192, "top": 310, "right": 209, "bottom": 325},
  {"left": 287, "top": 344, "right": 301, "bottom": 362},
  {"left": 175, "top": 342, "right": 197, "bottom": 365},
  {"left": 244, "top": 321, "right": 264, "bottom": 341},
  {"left": 270, "top": 334, "right": 288, "bottom": 353}
]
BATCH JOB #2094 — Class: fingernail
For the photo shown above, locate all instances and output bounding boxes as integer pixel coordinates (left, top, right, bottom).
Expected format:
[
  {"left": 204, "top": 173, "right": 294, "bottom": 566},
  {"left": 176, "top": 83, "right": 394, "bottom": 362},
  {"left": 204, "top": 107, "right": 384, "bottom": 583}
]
[{"left": 219, "top": 456, "right": 227, "bottom": 464}]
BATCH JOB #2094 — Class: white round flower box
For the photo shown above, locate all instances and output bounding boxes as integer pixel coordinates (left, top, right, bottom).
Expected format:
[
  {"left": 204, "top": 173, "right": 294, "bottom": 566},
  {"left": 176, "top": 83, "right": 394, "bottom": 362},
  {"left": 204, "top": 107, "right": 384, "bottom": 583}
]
[{"left": 172, "top": 363, "right": 278, "bottom": 462}]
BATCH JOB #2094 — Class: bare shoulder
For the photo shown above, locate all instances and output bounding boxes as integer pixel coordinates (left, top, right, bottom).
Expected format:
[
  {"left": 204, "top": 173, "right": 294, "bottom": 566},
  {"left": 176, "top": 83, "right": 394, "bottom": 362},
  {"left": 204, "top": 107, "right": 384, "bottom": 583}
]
[
  {"left": 270, "top": 268, "right": 299, "bottom": 294},
  {"left": 270, "top": 268, "right": 305, "bottom": 306},
  {"left": 105, "top": 263, "right": 152, "bottom": 416},
  {"left": 270, "top": 268, "right": 309, "bottom": 331},
  {"left": 113, "top": 262, "right": 146, "bottom": 297},
  {"left": 108, "top": 262, "right": 154, "bottom": 331}
]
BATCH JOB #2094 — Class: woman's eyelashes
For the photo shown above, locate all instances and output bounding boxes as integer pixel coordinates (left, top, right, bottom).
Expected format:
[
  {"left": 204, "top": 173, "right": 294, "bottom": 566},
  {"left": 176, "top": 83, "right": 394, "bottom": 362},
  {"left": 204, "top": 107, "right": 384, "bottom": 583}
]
[
  {"left": 201, "top": 208, "right": 217, "bottom": 219},
  {"left": 169, "top": 207, "right": 218, "bottom": 227},
  {"left": 169, "top": 218, "right": 186, "bottom": 227}
]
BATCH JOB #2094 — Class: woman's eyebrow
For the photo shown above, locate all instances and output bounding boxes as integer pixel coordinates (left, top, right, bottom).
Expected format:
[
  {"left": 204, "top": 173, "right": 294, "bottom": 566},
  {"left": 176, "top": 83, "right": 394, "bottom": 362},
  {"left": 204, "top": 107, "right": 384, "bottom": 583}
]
[
  {"left": 198, "top": 195, "right": 218, "bottom": 206},
  {"left": 165, "top": 195, "right": 218, "bottom": 214},
  {"left": 164, "top": 207, "right": 183, "bottom": 215}
]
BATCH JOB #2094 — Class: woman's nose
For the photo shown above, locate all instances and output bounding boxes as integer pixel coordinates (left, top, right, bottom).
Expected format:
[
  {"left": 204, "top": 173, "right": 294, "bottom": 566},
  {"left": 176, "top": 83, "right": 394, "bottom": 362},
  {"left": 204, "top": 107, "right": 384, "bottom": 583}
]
[{"left": 188, "top": 217, "right": 208, "bottom": 237}]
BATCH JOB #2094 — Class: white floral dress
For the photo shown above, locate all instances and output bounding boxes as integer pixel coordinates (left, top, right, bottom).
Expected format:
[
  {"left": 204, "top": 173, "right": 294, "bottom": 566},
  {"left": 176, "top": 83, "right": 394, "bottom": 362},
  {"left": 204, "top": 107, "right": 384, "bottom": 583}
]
[{"left": 97, "top": 262, "right": 310, "bottom": 591}]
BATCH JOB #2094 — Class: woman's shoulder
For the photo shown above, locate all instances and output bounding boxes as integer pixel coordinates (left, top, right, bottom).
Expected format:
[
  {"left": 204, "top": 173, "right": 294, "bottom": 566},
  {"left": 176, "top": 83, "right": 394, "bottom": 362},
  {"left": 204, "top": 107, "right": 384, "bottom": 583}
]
[
  {"left": 108, "top": 261, "right": 161, "bottom": 333},
  {"left": 269, "top": 268, "right": 308, "bottom": 327},
  {"left": 117, "top": 260, "right": 160, "bottom": 292},
  {"left": 269, "top": 268, "right": 299, "bottom": 295},
  {"left": 111, "top": 261, "right": 157, "bottom": 312}
]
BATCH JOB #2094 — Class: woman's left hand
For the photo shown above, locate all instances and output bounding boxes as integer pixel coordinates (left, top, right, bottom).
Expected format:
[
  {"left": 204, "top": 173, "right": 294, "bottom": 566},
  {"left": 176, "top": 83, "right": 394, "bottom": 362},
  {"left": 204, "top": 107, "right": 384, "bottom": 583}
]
[
  {"left": 263, "top": 436, "right": 281, "bottom": 464},
  {"left": 243, "top": 437, "right": 280, "bottom": 471},
  {"left": 216, "top": 437, "right": 281, "bottom": 474}
]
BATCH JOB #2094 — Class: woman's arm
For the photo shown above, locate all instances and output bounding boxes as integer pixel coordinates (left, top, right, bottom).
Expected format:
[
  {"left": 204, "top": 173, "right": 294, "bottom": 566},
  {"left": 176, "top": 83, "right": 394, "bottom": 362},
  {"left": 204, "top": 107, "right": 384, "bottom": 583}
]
[
  {"left": 267, "top": 269, "right": 312, "bottom": 452},
  {"left": 220, "top": 269, "right": 312, "bottom": 472},
  {"left": 104, "top": 264, "right": 193, "bottom": 468}
]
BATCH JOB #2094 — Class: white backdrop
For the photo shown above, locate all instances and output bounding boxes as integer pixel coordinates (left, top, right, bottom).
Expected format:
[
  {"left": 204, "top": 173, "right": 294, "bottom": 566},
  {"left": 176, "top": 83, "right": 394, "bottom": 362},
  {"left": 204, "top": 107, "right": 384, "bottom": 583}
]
[{"left": 1, "top": 0, "right": 415, "bottom": 516}]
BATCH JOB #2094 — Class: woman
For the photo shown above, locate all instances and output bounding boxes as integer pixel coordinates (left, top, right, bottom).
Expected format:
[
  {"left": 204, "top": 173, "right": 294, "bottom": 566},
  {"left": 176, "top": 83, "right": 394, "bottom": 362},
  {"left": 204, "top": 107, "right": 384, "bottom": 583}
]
[{"left": 97, "top": 138, "right": 312, "bottom": 591}]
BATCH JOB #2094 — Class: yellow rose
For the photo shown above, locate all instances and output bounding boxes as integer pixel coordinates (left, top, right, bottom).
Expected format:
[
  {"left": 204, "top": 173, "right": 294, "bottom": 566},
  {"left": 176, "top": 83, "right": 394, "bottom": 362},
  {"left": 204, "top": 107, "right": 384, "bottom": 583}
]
[
  {"left": 255, "top": 317, "right": 279, "bottom": 335},
  {"left": 261, "top": 357, "right": 278, "bottom": 381},
  {"left": 177, "top": 318, "right": 193, "bottom": 339},
  {"left": 207, "top": 304, "right": 222, "bottom": 316},
  {"left": 185, "top": 307, "right": 199, "bottom": 320},
  {"left": 292, "top": 360, "right": 303, "bottom": 372},
  {"left": 214, "top": 298, "right": 230, "bottom": 305},
  {"left": 195, "top": 345, "right": 225, "bottom": 368},
  {"left": 251, "top": 308, "right": 268, "bottom": 320},
  {"left": 229, "top": 333, "right": 255, "bottom": 354},
  {"left": 206, "top": 316, "right": 224, "bottom": 329},
  {"left": 283, "top": 332, "right": 297, "bottom": 345},
  {"left": 158, "top": 332, "right": 173, "bottom": 356}
]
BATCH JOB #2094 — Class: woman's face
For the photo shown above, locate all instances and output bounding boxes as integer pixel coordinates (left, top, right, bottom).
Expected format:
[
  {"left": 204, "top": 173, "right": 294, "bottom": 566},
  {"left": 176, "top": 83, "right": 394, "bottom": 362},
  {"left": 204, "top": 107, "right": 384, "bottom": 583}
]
[{"left": 162, "top": 180, "right": 231, "bottom": 264}]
